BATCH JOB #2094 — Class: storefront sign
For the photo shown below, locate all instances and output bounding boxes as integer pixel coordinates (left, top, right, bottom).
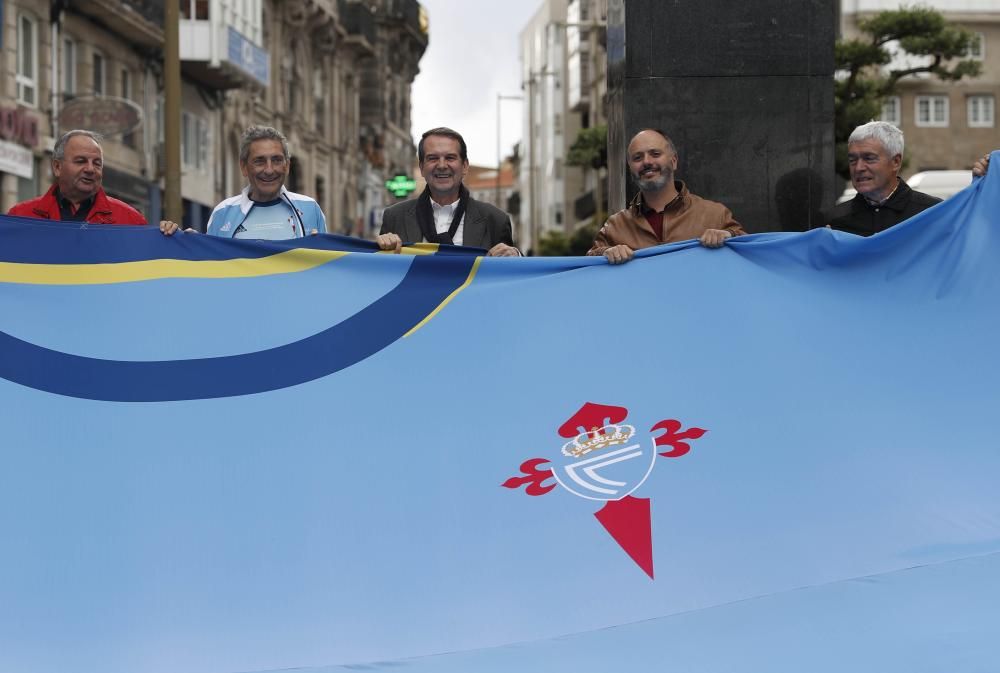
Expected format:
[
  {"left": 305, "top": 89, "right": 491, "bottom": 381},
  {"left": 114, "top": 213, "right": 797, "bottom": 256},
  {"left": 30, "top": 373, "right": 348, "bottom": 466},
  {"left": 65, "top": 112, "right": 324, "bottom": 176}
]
[
  {"left": 0, "top": 106, "right": 40, "bottom": 148},
  {"left": 0, "top": 139, "right": 34, "bottom": 179},
  {"left": 58, "top": 96, "right": 142, "bottom": 137}
]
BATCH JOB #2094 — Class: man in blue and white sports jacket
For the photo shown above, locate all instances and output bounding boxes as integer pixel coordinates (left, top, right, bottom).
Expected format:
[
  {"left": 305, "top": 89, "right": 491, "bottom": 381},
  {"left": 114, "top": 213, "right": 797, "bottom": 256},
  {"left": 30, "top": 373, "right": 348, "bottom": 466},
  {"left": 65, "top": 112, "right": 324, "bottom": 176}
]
[{"left": 205, "top": 125, "right": 325, "bottom": 240}]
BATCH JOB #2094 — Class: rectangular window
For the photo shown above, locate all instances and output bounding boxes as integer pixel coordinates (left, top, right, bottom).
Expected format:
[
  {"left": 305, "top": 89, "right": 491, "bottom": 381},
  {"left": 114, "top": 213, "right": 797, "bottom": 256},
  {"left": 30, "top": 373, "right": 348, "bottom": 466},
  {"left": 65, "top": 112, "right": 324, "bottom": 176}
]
[
  {"left": 182, "top": 112, "right": 209, "bottom": 171},
  {"left": 179, "top": 0, "right": 207, "bottom": 19},
  {"left": 16, "top": 14, "right": 38, "bottom": 106},
  {"left": 880, "top": 96, "right": 901, "bottom": 125},
  {"left": 155, "top": 96, "right": 164, "bottom": 143},
  {"left": 915, "top": 95, "right": 949, "bottom": 127},
  {"left": 122, "top": 70, "right": 135, "bottom": 147},
  {"left": 314, "top": 67, "right": 326, "bottom": 135},
  {"left": 93, "top": 52, "right": 106, "bottom": 95},
  {"left": 182, "top": 112, "right": 194, "bottom": 167},
  {"left": 965, "top": 32, "right": 985, "bottom": 60},
  {"left": 17, "top": 157, "right": 43, "bottom": 202},
  {"left": 62, "top": 38, "right": 77, "bottom": 96},
  {"left": 968, "top": 95, "right": 995, "bottom": 128},
  {"left": 197, "top": 117, "right": 209, "bottom": 170}
]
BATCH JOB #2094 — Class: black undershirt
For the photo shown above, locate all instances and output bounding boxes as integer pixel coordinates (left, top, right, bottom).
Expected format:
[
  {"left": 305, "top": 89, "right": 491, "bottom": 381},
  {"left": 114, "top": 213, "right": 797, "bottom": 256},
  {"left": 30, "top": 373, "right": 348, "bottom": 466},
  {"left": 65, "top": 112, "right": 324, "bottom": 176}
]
[{"left": 56, "top": 190, "right": 95, "bottom": 222}]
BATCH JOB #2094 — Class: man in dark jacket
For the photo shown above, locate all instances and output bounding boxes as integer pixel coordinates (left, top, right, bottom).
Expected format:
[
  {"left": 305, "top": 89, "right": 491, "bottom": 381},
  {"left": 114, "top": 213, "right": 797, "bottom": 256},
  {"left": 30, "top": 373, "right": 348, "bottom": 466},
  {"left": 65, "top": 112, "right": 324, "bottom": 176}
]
[
  {"left": 376, "top": 127, "right": 519, "bottom": 256},
  {"left": 823, "top": 121, "right": 940, "bottom": 236},
  {"left": 8, "top": 130, "right": 177, "bottom": 234}
]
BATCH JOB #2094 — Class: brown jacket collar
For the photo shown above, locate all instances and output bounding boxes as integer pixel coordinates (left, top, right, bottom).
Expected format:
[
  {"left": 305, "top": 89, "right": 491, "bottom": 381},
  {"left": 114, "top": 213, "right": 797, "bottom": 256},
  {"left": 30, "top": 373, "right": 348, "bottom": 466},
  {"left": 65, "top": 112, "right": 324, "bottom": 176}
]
[{"left": 629, "top": 180, "right": 689, "bottom": 215}]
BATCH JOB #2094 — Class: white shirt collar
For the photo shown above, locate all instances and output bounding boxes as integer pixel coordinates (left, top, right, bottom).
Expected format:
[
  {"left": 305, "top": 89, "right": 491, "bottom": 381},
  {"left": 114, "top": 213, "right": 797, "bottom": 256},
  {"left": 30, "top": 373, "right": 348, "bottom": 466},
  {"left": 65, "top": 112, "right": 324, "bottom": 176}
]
[{"left": 430, "top": 197, "right": 459, "bottom": 212}]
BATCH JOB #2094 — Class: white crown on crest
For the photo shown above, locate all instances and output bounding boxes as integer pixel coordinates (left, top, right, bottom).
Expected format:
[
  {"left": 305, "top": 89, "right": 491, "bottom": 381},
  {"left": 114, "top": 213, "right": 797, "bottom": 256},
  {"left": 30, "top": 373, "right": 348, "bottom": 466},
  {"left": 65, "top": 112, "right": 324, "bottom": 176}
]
[{"left": 561, "top": 424, "right": 636, "bottom": 458}]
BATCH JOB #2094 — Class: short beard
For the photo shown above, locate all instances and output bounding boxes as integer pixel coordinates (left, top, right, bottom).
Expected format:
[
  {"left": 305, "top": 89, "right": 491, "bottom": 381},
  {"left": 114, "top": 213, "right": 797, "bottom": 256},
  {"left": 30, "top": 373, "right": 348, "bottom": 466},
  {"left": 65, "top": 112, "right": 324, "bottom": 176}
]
[{"left": 633, "top": 167, "right": 672, "bottom": 193}]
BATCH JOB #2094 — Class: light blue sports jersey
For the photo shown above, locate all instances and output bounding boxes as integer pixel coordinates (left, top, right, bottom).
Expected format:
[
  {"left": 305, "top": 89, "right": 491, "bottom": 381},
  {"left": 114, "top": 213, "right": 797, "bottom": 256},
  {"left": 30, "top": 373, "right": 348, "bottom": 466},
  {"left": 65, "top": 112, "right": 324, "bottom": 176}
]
[
  {"left": 233, "top": 199, "right": 300, "bottom": 240},
  {"left": 206, "top": 186, "right": 326, "bottom": 239}
]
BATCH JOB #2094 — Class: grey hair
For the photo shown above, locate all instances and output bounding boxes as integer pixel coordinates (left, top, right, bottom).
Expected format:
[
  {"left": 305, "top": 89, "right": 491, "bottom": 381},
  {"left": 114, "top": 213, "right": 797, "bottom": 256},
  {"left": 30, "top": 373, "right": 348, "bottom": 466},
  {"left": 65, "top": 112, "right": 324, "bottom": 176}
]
[
  {"left": 239, "top": 125, "right": 289, "bottom": 163},
  {"left": 53, "top": 130, "right": 103, "bottom": 160},
  {"left": 849, "top": 121, "right": 904, "bottom": 158}
]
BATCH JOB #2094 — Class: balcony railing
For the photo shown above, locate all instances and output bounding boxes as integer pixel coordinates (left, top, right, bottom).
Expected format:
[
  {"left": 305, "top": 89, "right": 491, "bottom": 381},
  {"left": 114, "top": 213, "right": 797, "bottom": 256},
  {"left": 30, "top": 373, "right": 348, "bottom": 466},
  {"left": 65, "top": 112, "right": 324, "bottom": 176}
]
[{"left": 120, "top": 0, "right": 164, "bottom": 29}]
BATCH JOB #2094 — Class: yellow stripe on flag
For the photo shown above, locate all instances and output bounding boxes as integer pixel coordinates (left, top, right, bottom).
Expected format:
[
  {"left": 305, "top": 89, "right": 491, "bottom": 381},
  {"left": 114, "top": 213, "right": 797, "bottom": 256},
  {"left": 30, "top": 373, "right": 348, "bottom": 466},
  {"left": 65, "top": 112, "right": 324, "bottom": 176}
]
[
  {"left": 0, "top": 248, "right": 349, "bottom": 285},
  {"left": 403, "top": 256, "right": 483, "bottom": 338}
]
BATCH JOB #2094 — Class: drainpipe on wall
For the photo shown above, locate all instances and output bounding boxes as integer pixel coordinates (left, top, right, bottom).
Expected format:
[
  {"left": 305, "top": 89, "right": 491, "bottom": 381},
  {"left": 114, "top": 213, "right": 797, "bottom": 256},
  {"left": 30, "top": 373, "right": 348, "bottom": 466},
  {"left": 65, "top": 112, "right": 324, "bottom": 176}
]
[{"left": 49, "top": 1, "right": 65, "bottom": 138}]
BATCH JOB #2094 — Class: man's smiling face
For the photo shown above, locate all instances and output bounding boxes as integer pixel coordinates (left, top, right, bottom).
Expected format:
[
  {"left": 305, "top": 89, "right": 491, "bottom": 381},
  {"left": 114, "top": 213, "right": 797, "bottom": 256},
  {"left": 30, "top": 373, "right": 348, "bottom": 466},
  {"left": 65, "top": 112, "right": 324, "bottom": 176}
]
[
  {"left": 419, "top": 135, "right": 468, "bottom": 204},
  {"left": 242, "top": 139, "right": 288, "bottom": 202},
  {"left": 848, "top": 137, "right": 901, "bottom": 202},
  {"left": 628, "top": 130, "right": 677, "bottom": 193}
]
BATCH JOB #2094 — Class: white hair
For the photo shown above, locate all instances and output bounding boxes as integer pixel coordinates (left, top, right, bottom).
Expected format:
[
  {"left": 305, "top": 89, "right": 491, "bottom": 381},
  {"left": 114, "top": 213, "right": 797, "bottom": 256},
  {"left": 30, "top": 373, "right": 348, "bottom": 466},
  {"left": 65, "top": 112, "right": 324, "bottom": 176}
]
[{"left": 849, "top": 121, "right": 904, "bottom": 158}]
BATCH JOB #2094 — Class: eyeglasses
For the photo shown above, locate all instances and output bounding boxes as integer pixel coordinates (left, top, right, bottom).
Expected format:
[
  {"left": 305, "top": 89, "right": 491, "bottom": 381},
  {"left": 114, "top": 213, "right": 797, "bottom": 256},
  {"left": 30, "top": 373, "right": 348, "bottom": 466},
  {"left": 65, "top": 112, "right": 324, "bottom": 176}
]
[{"left": 250, "top": 155, "right": 287, "bottom": 168}]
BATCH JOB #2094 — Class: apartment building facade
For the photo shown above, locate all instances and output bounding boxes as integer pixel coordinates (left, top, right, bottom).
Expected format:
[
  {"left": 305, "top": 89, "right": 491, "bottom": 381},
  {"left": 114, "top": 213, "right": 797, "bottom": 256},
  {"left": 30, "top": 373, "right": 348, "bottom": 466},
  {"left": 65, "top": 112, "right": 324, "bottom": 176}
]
[
  {"left": 1, "top": 0, "right": 427, "bottom": 233},
  {"left": 843, "top": 0, "right": 1000, "bottom": 173}
]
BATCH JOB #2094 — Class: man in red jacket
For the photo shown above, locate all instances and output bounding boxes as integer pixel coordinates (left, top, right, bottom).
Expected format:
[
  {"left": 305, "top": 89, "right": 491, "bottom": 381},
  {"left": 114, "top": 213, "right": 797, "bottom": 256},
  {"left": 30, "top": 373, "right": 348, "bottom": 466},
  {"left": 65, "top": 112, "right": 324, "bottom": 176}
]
[{"left": 8, "top": 129, "right": 177, "bottom": 234}]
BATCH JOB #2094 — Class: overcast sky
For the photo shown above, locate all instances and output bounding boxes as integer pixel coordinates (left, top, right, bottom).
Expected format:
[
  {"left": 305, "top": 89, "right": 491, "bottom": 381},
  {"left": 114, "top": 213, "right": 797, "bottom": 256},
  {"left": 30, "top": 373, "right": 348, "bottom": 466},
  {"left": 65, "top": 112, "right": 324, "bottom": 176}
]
[{"left": 410, "top": 0, "right": 542, "bottom": 169}]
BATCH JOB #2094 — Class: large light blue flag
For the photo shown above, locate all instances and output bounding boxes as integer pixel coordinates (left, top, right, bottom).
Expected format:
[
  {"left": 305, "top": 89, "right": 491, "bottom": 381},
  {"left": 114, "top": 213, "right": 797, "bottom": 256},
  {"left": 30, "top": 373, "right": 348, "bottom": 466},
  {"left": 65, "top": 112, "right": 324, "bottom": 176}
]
[{"left": 2, "top": 155, "right": 999, "bottom": 673}]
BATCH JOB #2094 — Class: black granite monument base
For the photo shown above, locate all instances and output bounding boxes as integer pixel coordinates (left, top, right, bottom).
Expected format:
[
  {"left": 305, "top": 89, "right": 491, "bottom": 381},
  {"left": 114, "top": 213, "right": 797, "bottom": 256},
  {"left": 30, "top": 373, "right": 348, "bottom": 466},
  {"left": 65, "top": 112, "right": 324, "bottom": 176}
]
[{"left": 606, "top": 0, "right": 837, "bottom": 232}]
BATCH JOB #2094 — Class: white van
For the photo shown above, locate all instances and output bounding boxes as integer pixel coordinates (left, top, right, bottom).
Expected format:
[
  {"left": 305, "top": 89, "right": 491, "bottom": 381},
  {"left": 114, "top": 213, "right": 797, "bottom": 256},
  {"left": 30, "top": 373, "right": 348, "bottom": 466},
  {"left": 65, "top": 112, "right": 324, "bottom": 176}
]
[{"left": 837, "top": 169, "right": 973, "bottom": 204}]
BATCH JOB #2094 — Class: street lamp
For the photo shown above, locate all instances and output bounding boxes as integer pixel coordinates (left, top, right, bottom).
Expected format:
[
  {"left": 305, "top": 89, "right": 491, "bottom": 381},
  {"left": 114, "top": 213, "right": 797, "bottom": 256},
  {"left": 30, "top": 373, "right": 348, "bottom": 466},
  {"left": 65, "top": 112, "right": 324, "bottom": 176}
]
[
  {"left": 525, "top": 68, "right": 556, "bottom": 255},
  {"left": 496, "top": 93, "right": 523, "bottom": 209}
]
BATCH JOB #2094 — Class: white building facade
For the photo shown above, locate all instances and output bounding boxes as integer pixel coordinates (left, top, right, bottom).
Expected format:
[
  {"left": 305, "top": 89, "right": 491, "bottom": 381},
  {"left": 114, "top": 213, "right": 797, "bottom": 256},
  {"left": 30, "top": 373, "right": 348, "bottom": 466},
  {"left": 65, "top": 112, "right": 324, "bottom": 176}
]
[{"left": 519, "top": 0, "right": 585, "bottom": 254}]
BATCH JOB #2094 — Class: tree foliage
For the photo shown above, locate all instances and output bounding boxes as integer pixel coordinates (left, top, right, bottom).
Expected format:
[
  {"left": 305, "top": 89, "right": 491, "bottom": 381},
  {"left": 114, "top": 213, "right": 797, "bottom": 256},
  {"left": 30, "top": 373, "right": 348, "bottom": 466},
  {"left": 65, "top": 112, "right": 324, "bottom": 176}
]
[
  {"left": 835, "top": 6, "right": 981, "bottom": 178},
  {"left": 566, "top": 124, "right": 608, "bottom": 169},
  {"left": 537, "top": 219, "right": 600, "bottom": 257}
]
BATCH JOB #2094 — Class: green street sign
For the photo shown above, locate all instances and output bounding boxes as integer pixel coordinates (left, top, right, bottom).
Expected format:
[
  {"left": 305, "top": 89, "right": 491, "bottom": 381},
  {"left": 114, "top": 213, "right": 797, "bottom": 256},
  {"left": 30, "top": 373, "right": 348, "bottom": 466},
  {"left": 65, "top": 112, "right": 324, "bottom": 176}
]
[{"left": 385, "top": 174, "right": 417, "bottom": 197}]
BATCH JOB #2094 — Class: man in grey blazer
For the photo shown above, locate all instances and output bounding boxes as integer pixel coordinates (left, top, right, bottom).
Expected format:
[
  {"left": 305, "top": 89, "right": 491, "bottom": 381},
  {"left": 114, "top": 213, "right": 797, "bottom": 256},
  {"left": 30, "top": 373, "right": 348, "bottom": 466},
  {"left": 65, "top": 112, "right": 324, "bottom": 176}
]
[{"left": 377, "top": 127, "right": 520, "bottom": 256}]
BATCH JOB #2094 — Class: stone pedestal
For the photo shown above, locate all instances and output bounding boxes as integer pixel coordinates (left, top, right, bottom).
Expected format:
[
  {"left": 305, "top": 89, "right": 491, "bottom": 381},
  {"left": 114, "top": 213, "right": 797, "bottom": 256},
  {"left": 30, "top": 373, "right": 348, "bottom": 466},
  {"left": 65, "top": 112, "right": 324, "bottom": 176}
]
[{"left": 606, "top": 0, "right": 836, "bottom": 232}]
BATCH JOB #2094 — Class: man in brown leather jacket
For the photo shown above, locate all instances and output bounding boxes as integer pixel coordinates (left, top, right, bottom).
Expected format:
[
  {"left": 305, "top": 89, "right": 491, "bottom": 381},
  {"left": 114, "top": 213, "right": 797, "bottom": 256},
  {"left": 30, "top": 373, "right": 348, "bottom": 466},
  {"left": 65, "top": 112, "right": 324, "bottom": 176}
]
[{"left": 588, "top": 129, "right": 745, "bottom": 264}]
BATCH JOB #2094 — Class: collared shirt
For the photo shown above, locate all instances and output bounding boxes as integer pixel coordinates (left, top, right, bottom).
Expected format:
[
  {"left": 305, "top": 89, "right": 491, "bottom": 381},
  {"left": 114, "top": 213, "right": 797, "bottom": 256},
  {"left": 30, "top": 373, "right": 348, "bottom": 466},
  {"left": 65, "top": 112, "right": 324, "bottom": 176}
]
[
  {"left": 431, "top": 198, "right": 465, "bottom": 246},
  {"left": 639, "top": 191, "right": 684, "bottom": 239},
  {"left": 56, "top": 190, "right": 95, "bottom": 222},
  {"left": 823, "top": 179, "right": 942, "bottom": 237},
  {"left": 863, "top": 180, "right": 900, "bottom": 208}
]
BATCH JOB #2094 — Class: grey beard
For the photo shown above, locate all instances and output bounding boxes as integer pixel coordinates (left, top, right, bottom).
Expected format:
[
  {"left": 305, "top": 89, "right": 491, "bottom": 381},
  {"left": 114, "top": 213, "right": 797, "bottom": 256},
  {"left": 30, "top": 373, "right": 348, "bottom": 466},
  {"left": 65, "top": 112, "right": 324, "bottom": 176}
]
[{"left": 633, "top": 169, "right": 672, "bottom": 192}]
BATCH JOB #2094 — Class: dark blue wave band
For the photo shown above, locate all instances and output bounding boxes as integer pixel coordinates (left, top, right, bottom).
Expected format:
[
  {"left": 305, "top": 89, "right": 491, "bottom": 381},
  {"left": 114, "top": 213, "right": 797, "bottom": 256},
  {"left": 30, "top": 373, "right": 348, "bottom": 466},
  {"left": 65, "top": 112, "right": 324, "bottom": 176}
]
[{"left": 0, "top": 255, "right": 476, "bottom": 401}]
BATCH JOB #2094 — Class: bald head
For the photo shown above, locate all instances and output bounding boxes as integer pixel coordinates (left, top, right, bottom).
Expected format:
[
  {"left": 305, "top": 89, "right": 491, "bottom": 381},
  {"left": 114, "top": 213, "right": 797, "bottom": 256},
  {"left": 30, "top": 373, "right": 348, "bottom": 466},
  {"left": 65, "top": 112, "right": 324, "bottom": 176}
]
[
  {"left": 627, "top": 129, "right": 678, "bottom": 193},
  {"left": 628, "top": 129, "right": 676, "bottom": 155}
]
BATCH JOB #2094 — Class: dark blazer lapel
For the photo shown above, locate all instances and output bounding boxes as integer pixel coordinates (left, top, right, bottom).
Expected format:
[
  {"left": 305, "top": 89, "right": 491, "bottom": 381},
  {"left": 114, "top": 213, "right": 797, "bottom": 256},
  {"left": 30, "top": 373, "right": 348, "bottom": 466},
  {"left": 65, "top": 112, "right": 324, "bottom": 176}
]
[
  {"left": 462, "top": 199, "right": 488, "bottom": 248},
  {"left": 404, "top": 201, "right": 424, "bottom": 243}
]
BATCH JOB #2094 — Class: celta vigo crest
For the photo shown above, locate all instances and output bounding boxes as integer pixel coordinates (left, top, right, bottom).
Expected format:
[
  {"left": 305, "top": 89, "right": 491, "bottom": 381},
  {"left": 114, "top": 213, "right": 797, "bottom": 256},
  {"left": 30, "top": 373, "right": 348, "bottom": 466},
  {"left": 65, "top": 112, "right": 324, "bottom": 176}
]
[{"left": 503, "top": 402, "right": 706, "bottom": 578}]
